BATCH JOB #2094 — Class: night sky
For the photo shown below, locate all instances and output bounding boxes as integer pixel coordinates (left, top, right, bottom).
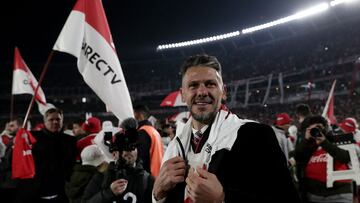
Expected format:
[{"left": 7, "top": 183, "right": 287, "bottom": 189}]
[{"left": 0, "top": 0, "right": 327, "bottom": 87}]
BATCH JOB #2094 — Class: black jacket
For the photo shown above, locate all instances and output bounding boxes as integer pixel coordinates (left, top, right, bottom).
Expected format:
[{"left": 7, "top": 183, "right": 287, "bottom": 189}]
[
  {"left": 164, "top": 122, "right": 301, "bottom": 203},
  {"left": 82, "top": 161, "right": 154, "bottom": 203},
  {"left": 15, "top": 129, "right": 77, "bottom": 202},
  {"left": 65, "top": 164, "right": 99, "bottom": 203}
]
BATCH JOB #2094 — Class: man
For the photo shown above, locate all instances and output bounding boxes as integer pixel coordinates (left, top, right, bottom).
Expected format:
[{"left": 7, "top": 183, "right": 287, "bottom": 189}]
[
  {"left": 71, "top": 119, "right": 87, "bottom": 141},
  {"left": 153, "top": 54, "right": 300, "bottom": 203},
  {"left": 76, "top": 117, "right": 102, "bottom": 161},
  {"left": 294, "top": 115, "right": 356, "bottom": 203},
  {"left": 1, "top": 118, "right": 21, "bottom": 147},
  {"left": 15, "top": 108, "right": 77, "bottom": 203},
  {"left": 66, "top": 144, "right": 107, "bottom": 203},
  {"left": 0, "top": 118, "right": 22, "bottom": 203},
  {"left": 338, "top": 117, "right": 360, "bottom": 145},
  {"left": 272, "top": 112, "right": 294, "bottom": 162},
  {"left": 133, "top": 104, "right": 164, "bottom": 177},
  {"left": 82, "top": 120, "right": 154, "bottom": 203},
  {"left": 295, "top": 103, "right": 312, "bottom": 124}
]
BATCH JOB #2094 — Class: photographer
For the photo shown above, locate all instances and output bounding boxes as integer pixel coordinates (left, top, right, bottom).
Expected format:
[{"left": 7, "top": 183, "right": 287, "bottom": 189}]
[
  {"left": 82, "top": 120, "right": 154, "bottom": 203},
  {"left": 294, "top": 115, "right": 353, "bottom": 203}
]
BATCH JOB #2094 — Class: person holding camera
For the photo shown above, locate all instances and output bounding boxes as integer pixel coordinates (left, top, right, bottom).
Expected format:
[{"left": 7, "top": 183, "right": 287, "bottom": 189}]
[
  {"left": 294, "top": 115, "right": 354, "bottom": 203},
  {"left": 82, "top": 121, "right": 154, "bottom": 203}
]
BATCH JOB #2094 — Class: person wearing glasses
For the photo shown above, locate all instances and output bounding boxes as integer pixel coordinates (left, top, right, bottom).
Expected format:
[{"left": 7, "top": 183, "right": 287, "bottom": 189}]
[{"left": 152, "top": 54, "right": 300, "bottom": 203}]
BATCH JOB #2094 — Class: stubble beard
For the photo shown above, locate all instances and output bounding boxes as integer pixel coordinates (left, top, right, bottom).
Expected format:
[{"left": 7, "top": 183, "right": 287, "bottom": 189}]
[{"left": 190, "top": 105, "right": 218, "bottom": 125}]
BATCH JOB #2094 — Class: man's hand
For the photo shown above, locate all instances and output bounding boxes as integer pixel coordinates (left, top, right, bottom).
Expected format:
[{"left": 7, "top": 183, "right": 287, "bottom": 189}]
[
  {"left": 185, "top": 167, "right": 224, "bottom": 203},
  {"left": 305, "top": 124, "right": 326, "bottom": 145},
  {"left": 110, "top": 179, "right": 128, "bottom": 196},
  {"left": 153, "top": 156, "right": 186, "bottom": 200}
]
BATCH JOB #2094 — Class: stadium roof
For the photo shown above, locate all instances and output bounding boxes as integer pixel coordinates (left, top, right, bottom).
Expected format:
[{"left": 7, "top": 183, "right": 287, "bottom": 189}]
[{"left": 1, "top": 0, "right": 329, "bottom": 63}]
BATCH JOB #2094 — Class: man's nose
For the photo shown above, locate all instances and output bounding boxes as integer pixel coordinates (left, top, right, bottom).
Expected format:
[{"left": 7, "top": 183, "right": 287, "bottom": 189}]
[{"left": 197, "top": 84, "right": 208, "bottom": 96}]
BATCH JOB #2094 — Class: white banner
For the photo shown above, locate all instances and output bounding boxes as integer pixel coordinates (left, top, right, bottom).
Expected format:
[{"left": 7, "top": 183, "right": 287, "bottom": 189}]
[{"left": 53, "top": 0, "right": 133, "bottom": 120}]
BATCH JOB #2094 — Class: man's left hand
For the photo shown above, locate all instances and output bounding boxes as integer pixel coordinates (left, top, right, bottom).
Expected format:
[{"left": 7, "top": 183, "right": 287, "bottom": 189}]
[{"left": 185, "top": 167, "right": 224, "bottom": 203}]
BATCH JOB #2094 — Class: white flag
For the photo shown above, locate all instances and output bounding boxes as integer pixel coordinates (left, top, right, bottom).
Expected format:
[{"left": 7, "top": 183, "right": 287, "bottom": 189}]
[
  {"left": 322, "top": 80, "right": 337, "bottom": 125},
  {"left": 53, "top": 0, "right": 134, "bottom": 120},
  {"left": 12, "top": 47, "right": 53, "bottom": 115}
]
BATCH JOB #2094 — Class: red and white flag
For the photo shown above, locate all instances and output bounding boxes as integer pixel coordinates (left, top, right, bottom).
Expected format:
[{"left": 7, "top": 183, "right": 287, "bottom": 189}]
[
  {"left": 12, "top": 47, "right": 53, "bottom": 115},
  {"left": 322, "top": 80, "right": 337, "bottom": 125},
  {"left": 160, "top": 90, "right": 186, "bottom": 107},
  {"left": 53, "top": 0, "right": 133, "bottom": 120}
]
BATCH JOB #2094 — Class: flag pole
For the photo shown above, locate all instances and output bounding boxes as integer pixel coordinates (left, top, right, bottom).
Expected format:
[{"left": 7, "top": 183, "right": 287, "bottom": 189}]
[
  {"left": 10, "top": 94, "right": 14, "bottom": 121},
  {"left": 321, "top": 79, "right": 336, "bottom": 118},
  {"left": 22, "top": 51, "right": 55, "bottom": 128}
]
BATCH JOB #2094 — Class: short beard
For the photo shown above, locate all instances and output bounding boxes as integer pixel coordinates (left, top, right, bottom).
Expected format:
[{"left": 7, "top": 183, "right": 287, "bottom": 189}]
[{"left": 190, "top": 108, "right": 217, "bottom": 124}]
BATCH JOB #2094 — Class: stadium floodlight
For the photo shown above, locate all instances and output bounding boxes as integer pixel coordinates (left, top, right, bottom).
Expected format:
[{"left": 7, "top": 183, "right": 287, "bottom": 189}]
[
  {"left": 156, "top": 31, "right": 240, "bottom": 51},
  {"left": 156, "top": 0, "right": 356, "bottom": 51},
  {"left": 330, "top": 0, "right": 360, "bottom": 7},
  {"left": 242, "top": 3, "right": 329, "bottom": 34}
]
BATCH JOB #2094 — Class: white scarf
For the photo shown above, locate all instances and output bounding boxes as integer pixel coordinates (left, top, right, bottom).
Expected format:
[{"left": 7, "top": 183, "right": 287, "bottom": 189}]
[{"left": 163, "top": 110, "right": 255, "bottom": 168}]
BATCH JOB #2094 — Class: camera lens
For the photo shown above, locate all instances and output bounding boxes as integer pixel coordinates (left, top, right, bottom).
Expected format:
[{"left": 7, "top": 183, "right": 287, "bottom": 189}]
[{"left": 310, "top": 127, "right": 321, "bottom": 138}]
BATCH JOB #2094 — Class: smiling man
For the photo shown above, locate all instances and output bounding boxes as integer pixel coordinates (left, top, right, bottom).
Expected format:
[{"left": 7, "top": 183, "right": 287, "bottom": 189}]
[{"left": 153, "top": 54, "right": 300, "bottom": 203}]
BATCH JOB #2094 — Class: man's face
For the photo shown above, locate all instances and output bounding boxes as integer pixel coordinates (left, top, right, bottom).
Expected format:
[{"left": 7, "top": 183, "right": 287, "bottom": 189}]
[
  {"left": 72, "top": 123, "right": 85, "bottom": 136},
  {"left": 133, "top": 112, "right": 143, "bottom": 122},
  {"left": 44, "top": 112, "right": 63, "bottom": 133},
  {"left": 7, "top": 121, "right": 19, "bottom": 135},
  {"left": 181, "top": 66, "right": 226, "bottom": 125},
  {"left": 8, "top": 121, "right": 19, "bottom": 134},
  {"left": 121, "top": 148, "right": 137, "bottom": 167}
]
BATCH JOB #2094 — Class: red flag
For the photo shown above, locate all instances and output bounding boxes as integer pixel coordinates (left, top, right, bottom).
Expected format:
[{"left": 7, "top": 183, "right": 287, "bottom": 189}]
[
  {"left": 12, "top": 47, "right": 54, "bottom": 115},
  {"left": 160, "top": 90, "right": 186, "bottom": 107},
  {"left": 12, "top": 128, "right": 37, "bottom": 179},
  {"left": 322, "top": 80, "right": 337, "bottom": 125},
  {"left": 53, "top": 0, "right": 133, "bottom": 120}
]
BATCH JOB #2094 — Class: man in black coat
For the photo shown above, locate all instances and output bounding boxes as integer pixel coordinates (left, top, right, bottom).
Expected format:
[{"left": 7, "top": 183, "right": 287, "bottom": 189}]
[
  {"left": 15, "top": 108, "right": 77, "bottom": 203},
  {"left": 153, "top": 54, "right": 300, "bottom": 203}
]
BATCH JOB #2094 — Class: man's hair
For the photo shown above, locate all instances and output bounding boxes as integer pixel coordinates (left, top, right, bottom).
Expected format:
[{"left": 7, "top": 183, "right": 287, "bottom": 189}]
[
  {"left": 180, "top": 54, "right": 222, "bottom": 78},
  {"left": 295, "top": 103, "right": 312, "bottom": 117},
  {"left": 300, "top": 115, "right": 328, "bottom": 132},
  {"left": 133, "top": 104, "right": 150, "bottom": 119},
  {"left": 44, "top": 108, "right": 63, "bottom": 118},
  {"left": 72, "top": 119, "right": 83, "bottom": 126},
  {"left": 10, "top": 117, "right": 23, "bottom": 126},
  {"left": 120, "top": 117, "right": 138, "bottom": 131}
]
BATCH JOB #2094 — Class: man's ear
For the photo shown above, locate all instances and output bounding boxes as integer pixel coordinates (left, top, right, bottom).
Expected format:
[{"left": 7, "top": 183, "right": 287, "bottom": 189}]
[
  {"left": 222, "top": 85, "right": 227, "bottom": 101},
  {"left": 180, "top": 88, "right": 185, "bottom": 103}
]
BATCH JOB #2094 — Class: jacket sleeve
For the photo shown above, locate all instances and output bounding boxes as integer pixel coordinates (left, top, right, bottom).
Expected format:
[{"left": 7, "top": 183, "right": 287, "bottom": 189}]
[
  {"left": 225, "top": 122, "right": 301, "bottom": 203},
  {"left": 320, "top": 140, "right": 350, "bottom": 163},
  {"left": 145, "top": 175, "right": 155, "bottom": 203},
  {"left": 82, "top": 173, "right": 115, "bottom": 203}
]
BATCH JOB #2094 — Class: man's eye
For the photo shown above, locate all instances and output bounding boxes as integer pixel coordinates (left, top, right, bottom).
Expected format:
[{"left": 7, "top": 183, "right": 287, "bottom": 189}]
[
  {"left": 188, "top": 84, "right": 197, "bottom": 89},
  {"left": 206, "top": 82, "right": 216, "bottom": 87}
]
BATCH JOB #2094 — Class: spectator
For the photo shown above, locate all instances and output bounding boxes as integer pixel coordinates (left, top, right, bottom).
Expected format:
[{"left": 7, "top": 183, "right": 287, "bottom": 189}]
[
  {"left": 77, "top": 117, "right": 102, "bottom": 161},
  {"left": 294, "top": 115, "right": 355, "bottom": 203},
  {"left": 0, "top": 118, "right": 22, "bottom": 203},
  {"left": 133, "top": 105, "right": 164, "bottom": 177},
  {"left": 65, "top": 145, "right": 107, "bottom": 203},
  {"left": 1, "top": 118, "right": 21, "bottom": 146},
  {"left": 15, "top": 108, "right": 77, "bottom": 203},
  {"left": 272, "top": 112, "right": 294, "bottom": 162},
  {"left": 72, "top": 119, "right": 87, "bottom": 141}
]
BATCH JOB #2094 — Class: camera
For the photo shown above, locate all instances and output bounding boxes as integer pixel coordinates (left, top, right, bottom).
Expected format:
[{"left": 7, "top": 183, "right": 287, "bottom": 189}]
[
  {"left": 310, "top": 127, "right": 326, "bottom": 138},
  {"left": 114, "top": 158, "right": 128, "bottom": 180}
]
